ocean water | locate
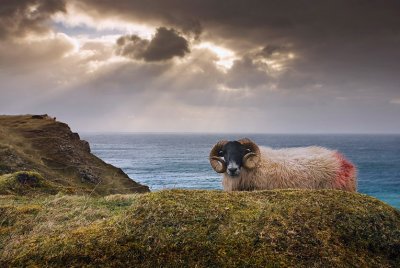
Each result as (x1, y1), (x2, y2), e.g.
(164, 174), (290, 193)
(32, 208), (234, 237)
(82, 134), (400, 209)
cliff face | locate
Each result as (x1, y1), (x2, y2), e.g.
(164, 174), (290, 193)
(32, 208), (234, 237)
(0, 115), (149, 194)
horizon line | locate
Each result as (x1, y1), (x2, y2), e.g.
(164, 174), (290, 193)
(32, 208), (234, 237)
(79, 131), (400, 135)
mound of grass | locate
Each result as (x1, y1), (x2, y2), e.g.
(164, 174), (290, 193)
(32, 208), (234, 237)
(0, 171), (59, 195)
(0, 189), (399, 267)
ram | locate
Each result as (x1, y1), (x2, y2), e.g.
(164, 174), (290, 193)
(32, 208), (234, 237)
(209, 138), (356, 192)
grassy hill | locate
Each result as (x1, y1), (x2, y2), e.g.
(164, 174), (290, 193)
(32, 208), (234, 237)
(0, 189), (399, 267)
(0, 115), (149, 194)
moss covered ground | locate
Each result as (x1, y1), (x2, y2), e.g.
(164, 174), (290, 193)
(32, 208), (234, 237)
(0, 171), (60, 195)
(1, 189), (399, 267)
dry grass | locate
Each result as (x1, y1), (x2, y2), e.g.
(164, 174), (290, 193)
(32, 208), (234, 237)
(1, 189), (399, 267)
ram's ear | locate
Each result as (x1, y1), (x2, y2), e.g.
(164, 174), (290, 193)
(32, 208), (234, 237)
(243, 153), (260, 169)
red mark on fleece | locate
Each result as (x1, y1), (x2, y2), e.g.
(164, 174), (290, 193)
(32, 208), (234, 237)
(334, 152), (355, 190)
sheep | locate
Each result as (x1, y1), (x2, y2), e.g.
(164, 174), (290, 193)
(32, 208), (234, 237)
(209, 138), (357, 192)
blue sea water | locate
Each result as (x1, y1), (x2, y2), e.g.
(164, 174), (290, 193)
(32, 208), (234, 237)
(82, 134), (400, 209)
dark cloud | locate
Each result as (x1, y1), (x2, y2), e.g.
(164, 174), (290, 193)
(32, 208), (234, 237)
(144, 27), (189, 61)
(258, 45), (288, 58)
(116, 35), (149, 60)
(116, 27), (189, 61)
(77, 0), (400, 41)
(0, 0), (66, 39)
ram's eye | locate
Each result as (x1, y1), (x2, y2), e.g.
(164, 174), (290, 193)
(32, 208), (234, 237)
(245, 149), (252, 153)
(218, 150), (224, 156)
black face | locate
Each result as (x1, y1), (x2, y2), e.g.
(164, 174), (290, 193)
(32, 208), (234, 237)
(219, 141), (250, 177)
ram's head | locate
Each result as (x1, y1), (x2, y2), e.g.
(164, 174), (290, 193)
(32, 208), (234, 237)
(209, 138), (261, 176)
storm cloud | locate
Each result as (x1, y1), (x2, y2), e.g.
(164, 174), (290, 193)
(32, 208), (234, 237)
(0, 0), (66, 39)
(116, 27), (190, 61)
(75, 0), (400, 42)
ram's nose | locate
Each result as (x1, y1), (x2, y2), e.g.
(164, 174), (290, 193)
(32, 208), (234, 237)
(227, 167), (240, 177)
(228, 167), (238, 174)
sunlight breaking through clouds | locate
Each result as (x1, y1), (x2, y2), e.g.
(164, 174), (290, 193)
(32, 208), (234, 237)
(195, 42), (238, 70)
(252, 47), (296, 76)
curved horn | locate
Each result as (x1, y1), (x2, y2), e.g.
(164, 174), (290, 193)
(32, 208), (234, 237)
(209, 140), (228, 173)
(238, 138), (261, 169)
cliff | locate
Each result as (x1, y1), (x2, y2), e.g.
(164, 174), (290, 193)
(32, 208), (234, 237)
(0, 115), (149, 194)
(0, 190), (399, 267)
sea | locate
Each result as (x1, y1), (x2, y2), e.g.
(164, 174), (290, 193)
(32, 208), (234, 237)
(81, 134), (400, 209)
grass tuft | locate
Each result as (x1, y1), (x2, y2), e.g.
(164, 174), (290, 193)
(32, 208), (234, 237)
(0, 171), (59, 195)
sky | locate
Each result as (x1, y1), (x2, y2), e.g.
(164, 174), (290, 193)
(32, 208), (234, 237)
(0, 0), (399, 133)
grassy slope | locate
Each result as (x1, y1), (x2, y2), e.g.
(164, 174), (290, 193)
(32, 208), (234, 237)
(0, 115), (149, 194)
(1, 189), (399, 267)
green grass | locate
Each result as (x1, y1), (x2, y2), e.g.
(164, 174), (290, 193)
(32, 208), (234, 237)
(1, 189), (399, 267)
(0, 171), (59, 195)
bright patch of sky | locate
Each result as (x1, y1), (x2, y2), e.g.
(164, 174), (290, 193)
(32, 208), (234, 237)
(52, 21), (126, 38)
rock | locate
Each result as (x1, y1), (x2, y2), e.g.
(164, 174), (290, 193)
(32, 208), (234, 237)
(79, 168), (101, 184)
(16, 173), (39, 185)
(31, 114), (48, 119)
(80, 140), (91, 153)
